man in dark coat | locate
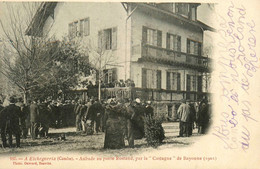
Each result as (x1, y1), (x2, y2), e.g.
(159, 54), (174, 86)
(38, 101), (51, 138)
(125, 100), (135, 148)
(86, 99), (102, 133)
(0, 97), (22, 148)
(145, 101), (154, 118)
(75, 100), (83, 132)
(131, 98), (146, 139)
(0, 101), (5, 147)
(197, 102), (210, 134)
(16, 98), (28, 139)
(188, 102), (196, 136)
(91, 100), (105, 133)
(30, 100), (40, 139)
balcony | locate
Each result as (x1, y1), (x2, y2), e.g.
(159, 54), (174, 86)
(86, 87), (209, 102)
(140, 44), (211, 72)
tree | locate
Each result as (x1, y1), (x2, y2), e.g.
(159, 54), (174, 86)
(29, 37), (93, 100)
(85, 32), (118, 100)
(0, 2), (93, 102)
(0, 2), (57, 102)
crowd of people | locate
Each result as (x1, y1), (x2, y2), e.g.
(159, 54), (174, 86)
(0, 95), (210, 149)
(73, 97), (154, 149)
(0, 97), (77, 148)
(177, 98), (211, 137)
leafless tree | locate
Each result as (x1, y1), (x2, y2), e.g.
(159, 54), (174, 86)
(0, 2), (58, 103)
(81, 32), (119, 100)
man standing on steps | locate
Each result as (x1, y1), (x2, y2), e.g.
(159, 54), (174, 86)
(177, 99), (191, 137)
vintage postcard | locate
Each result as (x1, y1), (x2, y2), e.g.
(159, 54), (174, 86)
(0, 0), (259, 169)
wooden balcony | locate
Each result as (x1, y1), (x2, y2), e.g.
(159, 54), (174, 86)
(87, 87), (209, 102)
(140, 44), (211, 72)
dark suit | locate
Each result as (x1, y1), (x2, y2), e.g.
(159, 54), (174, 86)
(30, 103), (39, 139)
(0, 103), (22, 147)
(126, 104), (135, 148)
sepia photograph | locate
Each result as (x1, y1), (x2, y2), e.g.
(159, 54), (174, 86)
(0, 1), (259, 169)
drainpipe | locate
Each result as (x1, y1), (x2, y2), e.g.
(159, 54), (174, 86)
(125, 4), (138, 81)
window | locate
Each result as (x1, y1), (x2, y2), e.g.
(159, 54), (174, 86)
(166, 72), (181, 91)
(175, 3), (190, 17)
(142, 26), (162, 47)
(197, 76), (202, 92)
(103, 68), (117, 84)
(166, 33), (181, 56)
(187, 39), (202, 56)
(142, 68), (161, 89)
(104, 29), (112, 50)
(68, 18), (90, 38)
(68, 21), (78, 37)
(98, 27), (117, 50)
(186, 74), (197, 91)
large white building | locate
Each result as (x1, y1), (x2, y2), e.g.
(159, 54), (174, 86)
(26, 2), (214, 115)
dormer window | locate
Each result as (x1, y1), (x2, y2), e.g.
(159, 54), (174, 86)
(174, 3), (198, 20)
(175, 3), (190, 18)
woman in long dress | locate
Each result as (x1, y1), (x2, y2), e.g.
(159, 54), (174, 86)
(104, 99), (126, 149)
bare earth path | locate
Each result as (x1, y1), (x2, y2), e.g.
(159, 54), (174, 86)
(0, 122), (203, 155)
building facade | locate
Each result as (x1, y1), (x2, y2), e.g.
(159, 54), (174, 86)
(27, 2), (214, 116)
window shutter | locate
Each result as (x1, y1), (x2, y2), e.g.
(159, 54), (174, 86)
(157, 70), (161, 89)
(166, 33), (170, 49)
(194, 42), (198, 55)
(79, 20), (83, 36)
(187, 39), (190, 53)
(84, 18), (90, 36)
(177, 36), (181, 52)
(177, 73), (181, 91)
(98, 31), (102, 51)
(197, 76), (202, 92)
(112, 27), (117, 50)
(142, 68), (147, 88)
(142, 26), (147, 44)
(112, 68), (117, 82)
(68, 23), (72, 37)
(198, 42), (202, 56)
(157, 30), (162, 47)
(186, 74), (191, 91)
(166, 72), (171, 90)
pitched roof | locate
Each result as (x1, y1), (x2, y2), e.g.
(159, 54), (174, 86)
(25, 2), (57, 36)
(131, 3), (216, 32)
(26, 2), (215, 37)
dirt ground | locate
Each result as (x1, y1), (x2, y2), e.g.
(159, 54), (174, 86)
(0, 122), (204, 156)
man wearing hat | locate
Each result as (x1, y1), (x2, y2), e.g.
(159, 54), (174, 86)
(0, 96), (22, 148)
(177, 99), (191, 137)
(145, 101), (154, 118)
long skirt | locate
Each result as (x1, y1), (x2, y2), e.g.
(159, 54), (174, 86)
(104, 118), (125, 149)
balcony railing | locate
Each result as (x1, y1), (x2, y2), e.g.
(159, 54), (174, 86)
(87, 87), (209, 102)
(141, 44), (210, 70)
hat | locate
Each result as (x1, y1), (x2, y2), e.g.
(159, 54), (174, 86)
(135, 98), (141, 103)
(9, 96), (16, 103)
